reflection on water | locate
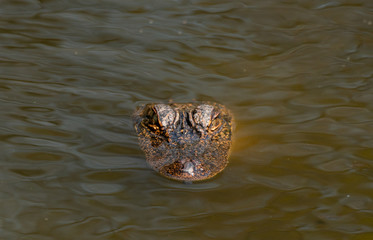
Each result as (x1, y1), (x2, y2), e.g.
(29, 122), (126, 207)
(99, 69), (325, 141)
(1, 0), (373, 239)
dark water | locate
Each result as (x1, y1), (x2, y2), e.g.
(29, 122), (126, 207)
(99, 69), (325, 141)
(1, 0), (373, 239)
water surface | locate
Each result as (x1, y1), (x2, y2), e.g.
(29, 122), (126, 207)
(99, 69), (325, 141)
(1, 0), (373, 239)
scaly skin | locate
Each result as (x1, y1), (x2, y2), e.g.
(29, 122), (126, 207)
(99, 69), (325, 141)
(133, 102), (233, 181)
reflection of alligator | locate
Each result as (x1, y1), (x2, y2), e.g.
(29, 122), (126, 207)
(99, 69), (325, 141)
(133, 102), (233, 181)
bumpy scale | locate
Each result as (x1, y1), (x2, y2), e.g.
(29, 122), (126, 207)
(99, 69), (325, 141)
(133, 102), (233, 181)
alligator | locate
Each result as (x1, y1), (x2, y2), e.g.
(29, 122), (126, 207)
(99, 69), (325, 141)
(133, 102), (233, 181)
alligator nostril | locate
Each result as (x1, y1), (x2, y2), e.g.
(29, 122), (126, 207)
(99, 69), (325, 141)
(183, 162), (194, 176)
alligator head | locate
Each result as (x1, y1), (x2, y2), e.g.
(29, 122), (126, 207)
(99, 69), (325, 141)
(133, 102), (233, 181)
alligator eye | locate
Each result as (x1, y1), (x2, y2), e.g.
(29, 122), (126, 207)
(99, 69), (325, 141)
(142, 106), (161, 132)
(210, 118), (222, 131)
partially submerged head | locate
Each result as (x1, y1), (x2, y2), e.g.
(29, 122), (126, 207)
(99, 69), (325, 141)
(133, 102), (233, 181)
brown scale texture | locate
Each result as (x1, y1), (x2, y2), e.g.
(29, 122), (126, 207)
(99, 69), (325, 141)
(133, 102), (233, 181)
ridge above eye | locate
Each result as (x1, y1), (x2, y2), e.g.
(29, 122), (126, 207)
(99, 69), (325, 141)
(193, 104), (215, 129)
(153, 104), (176, 129)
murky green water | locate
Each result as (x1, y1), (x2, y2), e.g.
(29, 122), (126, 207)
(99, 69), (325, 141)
(1, 0), (373, 239)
